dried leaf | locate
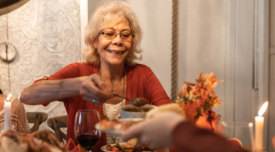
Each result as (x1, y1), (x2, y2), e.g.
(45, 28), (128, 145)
(202, 74), (208, 82)
(177, 88), (182, 98)
(211, 82), (217, 89)
(183, 96), (189, 102)
(207, 72), (214, 81)
(217, 80), (224, 83)
(187, 85), (192, 93)
(181, 83), (186, 96)
(199, 71), (203, 80)
(184, 81), (196, 86)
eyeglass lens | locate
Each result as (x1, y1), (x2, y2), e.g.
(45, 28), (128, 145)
(101, 30), (133, 41)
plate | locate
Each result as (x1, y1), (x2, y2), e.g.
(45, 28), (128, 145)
(95, 118), (144, 135)
(101, 143), (166, 152)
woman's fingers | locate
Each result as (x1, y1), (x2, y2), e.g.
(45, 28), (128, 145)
(91, 74), (107, 90)
(80, 74), (113, 104)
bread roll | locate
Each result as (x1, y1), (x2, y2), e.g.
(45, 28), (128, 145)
(146, 103), (185, 119)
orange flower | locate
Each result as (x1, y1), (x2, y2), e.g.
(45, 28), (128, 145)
(177, 72), (223, 119)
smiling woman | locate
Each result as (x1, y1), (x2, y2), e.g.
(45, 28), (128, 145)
(19, 1), (172, 151)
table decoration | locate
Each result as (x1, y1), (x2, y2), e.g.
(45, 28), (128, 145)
(255, 101), (268, 152)
(176, 72), (223, 131)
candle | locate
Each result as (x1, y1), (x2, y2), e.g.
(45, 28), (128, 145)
(4, 94), (12, 131)
(255, 101), (268, 152)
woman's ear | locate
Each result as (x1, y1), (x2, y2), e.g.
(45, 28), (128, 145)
(93, 38), (98, 48)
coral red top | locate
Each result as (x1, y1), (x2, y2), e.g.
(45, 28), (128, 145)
(35, 62), (172, 151)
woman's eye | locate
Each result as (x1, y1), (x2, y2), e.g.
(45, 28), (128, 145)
(105, 33), (114, 37)
(122, 33), (130, 37)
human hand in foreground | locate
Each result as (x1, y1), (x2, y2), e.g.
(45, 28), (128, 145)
(122, 112), (185, 149)
(80, 74), (113, 105)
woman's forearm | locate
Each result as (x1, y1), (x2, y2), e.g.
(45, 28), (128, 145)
(20, 77), (86, 105)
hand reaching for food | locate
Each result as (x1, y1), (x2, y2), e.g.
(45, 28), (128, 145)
(122, 112), (185, 149)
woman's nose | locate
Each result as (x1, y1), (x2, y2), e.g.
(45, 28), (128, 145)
(112, 33), (123, 45)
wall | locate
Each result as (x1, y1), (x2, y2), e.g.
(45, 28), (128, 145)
(0, 0), (81, 131)
(269, 0), (275, 151)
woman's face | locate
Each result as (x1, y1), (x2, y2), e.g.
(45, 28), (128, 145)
(94, 17), (132, 67)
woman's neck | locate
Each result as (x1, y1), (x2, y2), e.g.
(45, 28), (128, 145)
(100, 63), (125, 81)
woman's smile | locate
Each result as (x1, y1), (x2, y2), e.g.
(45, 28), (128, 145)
(107, 49), (126, 55)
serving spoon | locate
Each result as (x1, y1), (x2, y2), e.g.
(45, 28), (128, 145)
(113, 94), (147, 107)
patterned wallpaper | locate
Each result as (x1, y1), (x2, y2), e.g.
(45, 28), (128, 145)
(0, 0), (81, 132)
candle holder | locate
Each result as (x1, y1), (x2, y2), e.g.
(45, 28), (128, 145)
(1, 125), (17, 133)
(222, 121), (254, 151)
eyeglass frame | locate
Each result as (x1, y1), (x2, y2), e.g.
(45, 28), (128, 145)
(99, 31), (135, 41)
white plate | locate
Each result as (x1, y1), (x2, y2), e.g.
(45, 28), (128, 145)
(95, 118), (144, 135)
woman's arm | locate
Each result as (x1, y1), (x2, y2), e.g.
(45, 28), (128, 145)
(20, 74), (114, 105)
(20, 77), (86, 105)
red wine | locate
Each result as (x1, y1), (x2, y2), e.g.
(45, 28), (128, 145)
(76, 134), (100, 150)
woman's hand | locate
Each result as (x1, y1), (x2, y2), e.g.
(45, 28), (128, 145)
(122, 112), (185, 149)
(80, 74), (113, 105)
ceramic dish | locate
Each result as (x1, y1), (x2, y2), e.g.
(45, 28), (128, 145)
(120, 104), (157, 118)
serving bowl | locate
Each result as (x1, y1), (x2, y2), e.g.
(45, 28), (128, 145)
(120, 104), (157, 119)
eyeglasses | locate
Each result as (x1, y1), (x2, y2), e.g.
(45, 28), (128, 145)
(100, 30), (134, 41)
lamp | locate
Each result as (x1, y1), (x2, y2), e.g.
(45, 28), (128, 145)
(0, 0), (29, 15)
(0, 0), (29, 63)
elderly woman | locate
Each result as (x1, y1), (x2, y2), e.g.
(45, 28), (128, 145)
(20, 1), (172, 150)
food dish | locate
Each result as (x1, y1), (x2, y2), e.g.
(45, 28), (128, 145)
(95, 123), (123, 135)
(120, 104), (157, 118)
(0, 129), (68, 152)
(101, 143), (166, 152)
(101, 143), (128, 152)
(95, 118), (143, 135)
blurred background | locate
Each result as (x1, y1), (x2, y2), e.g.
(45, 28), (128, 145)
(0, 0), (274, 151)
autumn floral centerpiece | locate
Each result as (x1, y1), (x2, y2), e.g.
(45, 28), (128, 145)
(176, 72), (223, 131)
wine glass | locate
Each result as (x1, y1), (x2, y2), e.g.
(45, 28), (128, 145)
(75, 109), (101, 152)
(222, 121), (254, 151)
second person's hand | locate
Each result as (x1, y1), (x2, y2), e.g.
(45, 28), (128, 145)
(122, 112), (185, 149)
